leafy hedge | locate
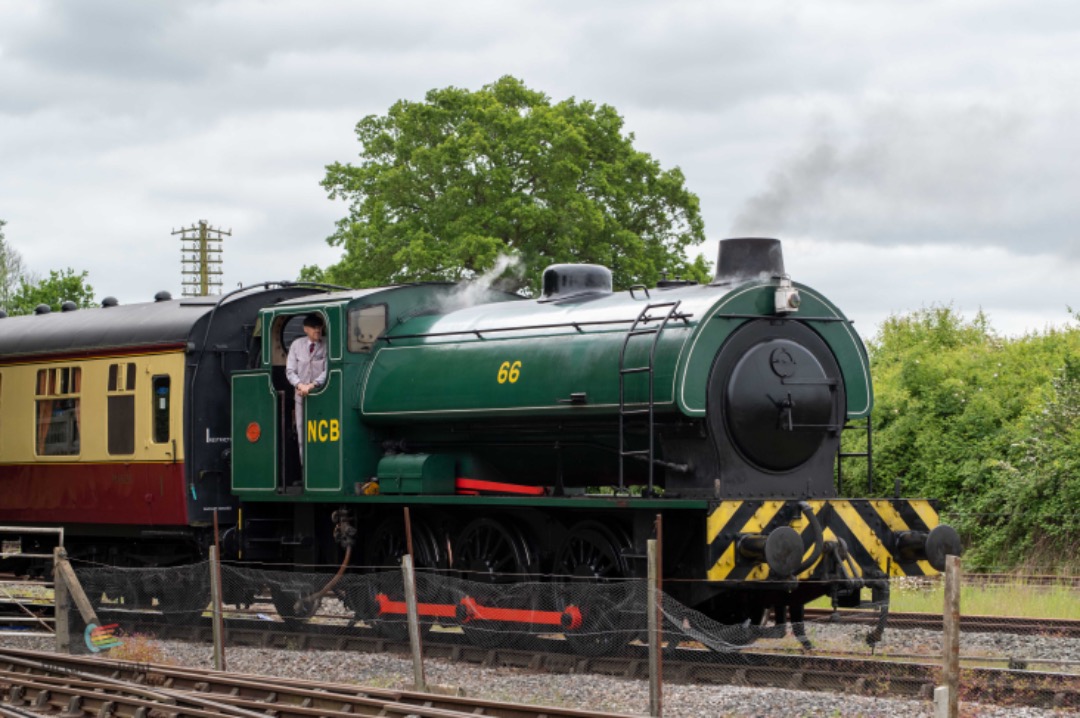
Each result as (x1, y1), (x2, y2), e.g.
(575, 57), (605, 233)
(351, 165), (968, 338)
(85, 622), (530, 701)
(841, 307), (1079, 572)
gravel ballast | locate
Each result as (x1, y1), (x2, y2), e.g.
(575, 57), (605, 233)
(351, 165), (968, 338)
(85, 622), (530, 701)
(2, 633), (1077, 717)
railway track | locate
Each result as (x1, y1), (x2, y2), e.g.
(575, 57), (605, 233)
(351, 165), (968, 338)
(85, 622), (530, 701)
(76, 609), (1079, 710)
(0, 646), (637, 718)
(3, 578), (1079, 710)
(803, 608), (1080, 638)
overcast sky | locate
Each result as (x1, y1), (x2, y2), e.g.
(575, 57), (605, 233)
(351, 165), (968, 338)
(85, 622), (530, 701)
(1, 0), (1077, 339)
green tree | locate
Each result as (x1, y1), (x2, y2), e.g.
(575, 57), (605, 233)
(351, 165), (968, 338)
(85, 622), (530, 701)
(7, 268), (96, 316)
(973, 356), (1080, 570)
(849, 305), (1080, 571)
(0, 219), (28, 312)
(316, 76), (709, 293)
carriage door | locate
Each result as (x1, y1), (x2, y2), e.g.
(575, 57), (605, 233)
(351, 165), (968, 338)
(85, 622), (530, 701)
(231, 369), (279, 494)
(232, 310), (303, 495)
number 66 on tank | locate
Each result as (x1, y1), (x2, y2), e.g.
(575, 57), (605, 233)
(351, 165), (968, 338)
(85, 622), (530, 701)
(496, 360), (522, 384)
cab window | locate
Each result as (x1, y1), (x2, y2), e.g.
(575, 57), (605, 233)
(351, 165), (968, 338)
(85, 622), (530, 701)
(348, 304), (387, 353)
(270, 313), (320, 366)
(280, 315), (308, 354)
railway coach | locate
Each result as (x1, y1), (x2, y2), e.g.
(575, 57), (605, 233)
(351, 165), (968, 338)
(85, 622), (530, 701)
(0, 284), (315, 596)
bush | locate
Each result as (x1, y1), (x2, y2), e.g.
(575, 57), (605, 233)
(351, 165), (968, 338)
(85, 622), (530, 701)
(847, 306), (1080, 572)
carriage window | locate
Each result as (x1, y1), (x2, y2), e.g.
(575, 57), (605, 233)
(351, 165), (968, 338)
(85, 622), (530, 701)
(348, 304), (387, 353)
(35, 367), (81, 456)
(152, 376), (170, 443)
(107, 362), (135, 455)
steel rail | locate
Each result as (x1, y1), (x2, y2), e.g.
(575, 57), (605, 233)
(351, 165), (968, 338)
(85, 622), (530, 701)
(0, 647), (637, 718)
(0, 655), (273, 718)
(804, 608), (1080, 637)
(79, 609), (1080, 711)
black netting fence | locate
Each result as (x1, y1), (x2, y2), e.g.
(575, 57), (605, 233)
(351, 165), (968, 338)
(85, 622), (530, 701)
(70, 561), (655, 655)
(48, 561), (1080, 715)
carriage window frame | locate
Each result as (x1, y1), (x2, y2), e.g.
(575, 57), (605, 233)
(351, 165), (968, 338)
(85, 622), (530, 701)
(35, 366), (82, 456)
(151, 375), (171, 444)
(106, 362), (136, 455)
(347, 304), (387, 353)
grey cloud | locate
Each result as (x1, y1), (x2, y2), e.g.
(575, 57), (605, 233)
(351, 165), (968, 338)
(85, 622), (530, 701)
(548, 6), (867, 114)
(730, 104), (1080, 258)
(0, 1), (514, 118)
(776, 239), (1080, 339)
(5, 1), (525, 84)
(7, 1), (209, 80)
(3, 0), (1080, 339)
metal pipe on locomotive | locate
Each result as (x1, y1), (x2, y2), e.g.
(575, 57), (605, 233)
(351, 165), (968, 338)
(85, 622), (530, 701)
(0, 238), (960, 647)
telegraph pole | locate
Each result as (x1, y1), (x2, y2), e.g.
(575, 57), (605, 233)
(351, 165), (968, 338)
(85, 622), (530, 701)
(174, 220), (230, 296)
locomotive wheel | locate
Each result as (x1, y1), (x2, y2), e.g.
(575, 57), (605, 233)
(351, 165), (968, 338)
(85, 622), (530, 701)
(270, 582), (320, 627)
(453, 518), (534, 648)
(454, 518), (533, 583)
(365, 517), (445, 570)
(554, 522), (630, 580)
(357, 517), (446, 640)
(553, 522), (633, 656)
(157, 577), (210, 623)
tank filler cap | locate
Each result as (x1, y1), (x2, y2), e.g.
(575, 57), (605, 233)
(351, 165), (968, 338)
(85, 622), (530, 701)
(539, 264), (613, 302)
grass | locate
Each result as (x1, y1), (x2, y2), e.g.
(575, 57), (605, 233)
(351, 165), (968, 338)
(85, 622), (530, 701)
(889, 581), (1080, 619)
(810, 578), (1080, 620)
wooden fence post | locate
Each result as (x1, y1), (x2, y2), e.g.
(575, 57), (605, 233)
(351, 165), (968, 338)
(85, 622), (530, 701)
(53, 549), (99, 626)
(52, 548), (100, 655)
(402, 554), (426, 691)
(209, 546), (225, 671)
(939, 555), (961, 718)
(53, 547), (70, 654)
(647, 538), (662, 717)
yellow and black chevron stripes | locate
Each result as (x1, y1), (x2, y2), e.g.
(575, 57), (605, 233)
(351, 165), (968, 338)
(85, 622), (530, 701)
(706, 499), (940, 581)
